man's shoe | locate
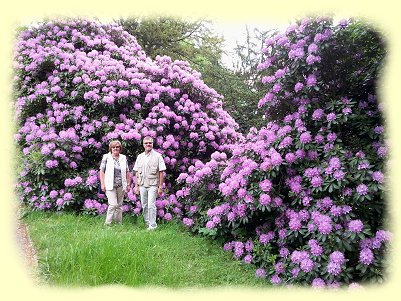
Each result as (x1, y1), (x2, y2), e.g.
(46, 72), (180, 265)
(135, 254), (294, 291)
(147, 225), (157, 230)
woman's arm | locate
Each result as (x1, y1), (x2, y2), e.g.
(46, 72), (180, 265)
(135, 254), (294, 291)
(134, 171), (140, 195)
(99, 169), (106, 192)
(99, 155), (107, 192)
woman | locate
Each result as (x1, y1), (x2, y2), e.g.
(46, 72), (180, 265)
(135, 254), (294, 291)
(99, 140), (131, 225)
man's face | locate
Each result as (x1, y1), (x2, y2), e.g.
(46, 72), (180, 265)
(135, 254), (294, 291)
(143, 140), (153, 152)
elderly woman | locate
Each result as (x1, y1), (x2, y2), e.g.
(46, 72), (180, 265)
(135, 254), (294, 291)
(99, 140), (131, 225)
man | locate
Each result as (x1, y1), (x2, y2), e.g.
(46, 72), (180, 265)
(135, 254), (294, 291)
(133, 136), (166, 230)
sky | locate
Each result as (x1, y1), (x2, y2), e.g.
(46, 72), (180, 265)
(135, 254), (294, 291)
(210, 17), (343, 69)
(210, 19), (289, 69)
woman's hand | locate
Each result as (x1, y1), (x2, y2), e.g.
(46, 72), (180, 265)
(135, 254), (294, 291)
(134, 185), (140, 195)
(126, 185), (131, 193)
(101, 184), (106, 192)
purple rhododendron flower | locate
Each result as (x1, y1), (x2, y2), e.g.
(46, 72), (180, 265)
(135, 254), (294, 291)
(311, 176), (323, 187)
(289, 218), (302, 231)
(306, 74), (317, 86)
(270, 274), (282, 284)
(243, 254), (253, 264)
(348, 283), (363, 289)
(377, 146), (387, 157)
(49, 190), (58, 198)
(258, 179), (272, 193)
(329, 251), (345, 265)
(326, 113), (336, 122)
(359, 248), (374, 265)
(223, 242), (233, 251)
(183, 217), (194, 227)
(299, 132), (312, 144)
(300, 258), (315, 273)
(255, 268), (266, 278)
(294, 82), (304, 92)
(275, 262), (285, 274)
(56, 198), (64, 207)
(375, 230), (391, 242)
(317, 220), (333, 235)
(371, 171), (385, 183)
(291, 250), (309, 264)
(285, 152), (296, 164)
(374, 126), (384, 134)
(329, 157), (341, 169)
(356, 184), (369, 196)
(245, 240), (253, 252)
(272, 83), (282, 93)
(327, 262), (342, 276)
(259, 194), (271, 206)
(310, 243), (323, 256)
(291, 267), (301, 278)
(312, 109), (324, 120)
(306, 54), (321, 65)
(279, 247), (290, 258)
(327, 132), (337, 142)
(312, 278), (326, 288)
(333, 170), (345, 180)
(348, 220), (364, 233)
(63, 193), (73, 201)
(206, 220), (216, 229)
(278, 136), (293, 149)
(308, 43), (318, 53)
(259, 233), (273, 245)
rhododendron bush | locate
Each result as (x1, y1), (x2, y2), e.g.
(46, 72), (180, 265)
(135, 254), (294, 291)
(14, 18), (241, 216)
(176, 17), (390, 287)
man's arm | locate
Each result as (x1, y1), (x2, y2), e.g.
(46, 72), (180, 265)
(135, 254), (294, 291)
(158, 154), (166, 195)
(158, 172), (164, 187)
(157, 171), (164, 196)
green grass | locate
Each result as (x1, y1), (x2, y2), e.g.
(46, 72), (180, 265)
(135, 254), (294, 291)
(22, 211), (267, 288)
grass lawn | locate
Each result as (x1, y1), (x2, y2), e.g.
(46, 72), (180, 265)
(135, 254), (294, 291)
(21, 211), (267, 288)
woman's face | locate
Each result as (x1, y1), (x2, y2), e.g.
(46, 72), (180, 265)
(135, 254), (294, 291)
(111, 144), (121, 156)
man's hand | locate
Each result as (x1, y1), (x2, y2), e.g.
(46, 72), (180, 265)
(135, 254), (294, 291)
(134, 185), (140, 195)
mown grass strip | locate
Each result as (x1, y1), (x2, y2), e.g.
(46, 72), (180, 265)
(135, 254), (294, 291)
(22, 211), (266, 288)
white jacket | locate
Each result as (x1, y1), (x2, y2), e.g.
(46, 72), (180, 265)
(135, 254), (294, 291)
(103, 153), (128, 191)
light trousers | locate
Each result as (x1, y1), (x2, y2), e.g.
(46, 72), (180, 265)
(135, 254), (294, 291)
(139, 186), (157, 228)
(105, 186), (124, 224)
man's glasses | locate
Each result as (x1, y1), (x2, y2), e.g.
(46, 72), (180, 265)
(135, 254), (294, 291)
(144, 142), (153, 145)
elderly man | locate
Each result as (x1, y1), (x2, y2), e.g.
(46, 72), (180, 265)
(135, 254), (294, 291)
(133, 136), (166, 230)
